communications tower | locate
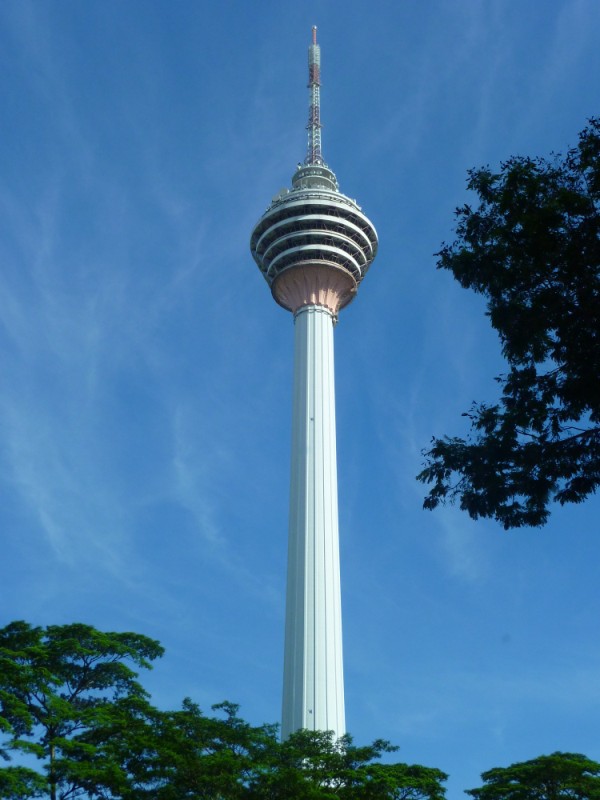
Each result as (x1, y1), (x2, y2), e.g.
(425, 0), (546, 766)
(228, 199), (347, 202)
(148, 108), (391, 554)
(250, 27), (378, 739)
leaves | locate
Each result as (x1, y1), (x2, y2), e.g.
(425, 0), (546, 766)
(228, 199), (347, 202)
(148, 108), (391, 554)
(0, 621), (163, 799)
(419, 118), (600, 528)
(466, 752), (600, 800)
(244, 728), (447, 800)
(0, 765), (46, 799)
(0, 620), (448, 799)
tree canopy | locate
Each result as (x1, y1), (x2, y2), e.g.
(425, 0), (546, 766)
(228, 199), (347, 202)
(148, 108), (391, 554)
(4, 622), (600, 799)
(418, 118), (600, 528)
(466, 752), (600, 800)
(0, 621), (448, 800)
(0, 620), (164, 800)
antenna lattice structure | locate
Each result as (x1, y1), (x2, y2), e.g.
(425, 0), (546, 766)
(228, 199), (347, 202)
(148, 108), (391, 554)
(306, 26), (322, 165)
(250, 28), (378, 741)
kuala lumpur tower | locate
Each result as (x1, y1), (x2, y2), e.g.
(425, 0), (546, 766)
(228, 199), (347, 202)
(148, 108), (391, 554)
(250, 27), (378, 739)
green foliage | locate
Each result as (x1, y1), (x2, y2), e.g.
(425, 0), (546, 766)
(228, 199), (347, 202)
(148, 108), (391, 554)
(418, 118), (600, 528)
(122, 699), (279, 800)
(105, 703), (448, 800)
(0, 620), (164, 799)
(5, 621), (600, 800)
(0, 620), (448, 799)
(0, 765), (46, 799)
(258, 729), (448, 799)
(0, 621), (448, 799)
(466, 752), (600, 800)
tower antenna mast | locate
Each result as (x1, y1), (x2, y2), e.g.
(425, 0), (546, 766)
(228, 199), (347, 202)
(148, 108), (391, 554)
(306, 25), (323, 165)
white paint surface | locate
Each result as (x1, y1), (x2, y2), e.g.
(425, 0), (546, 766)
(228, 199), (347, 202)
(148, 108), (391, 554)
(282, 304), (345, 739)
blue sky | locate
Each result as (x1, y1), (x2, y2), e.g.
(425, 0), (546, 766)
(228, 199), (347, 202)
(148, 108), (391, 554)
(1, 1), (599, 796)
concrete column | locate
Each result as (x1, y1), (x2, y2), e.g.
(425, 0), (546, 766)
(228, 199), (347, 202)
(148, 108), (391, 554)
(281, 304), (345, 740)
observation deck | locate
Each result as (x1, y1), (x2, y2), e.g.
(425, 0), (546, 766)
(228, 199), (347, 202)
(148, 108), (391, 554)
(250, 162), (378, 317)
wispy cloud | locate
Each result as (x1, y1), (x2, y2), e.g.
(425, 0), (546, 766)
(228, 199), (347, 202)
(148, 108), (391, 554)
(166, 396), (283, 610)
(433, 507), (491, 583)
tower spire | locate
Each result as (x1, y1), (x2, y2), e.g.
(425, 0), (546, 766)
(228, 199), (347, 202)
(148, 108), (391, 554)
(306, 25), (322, 165)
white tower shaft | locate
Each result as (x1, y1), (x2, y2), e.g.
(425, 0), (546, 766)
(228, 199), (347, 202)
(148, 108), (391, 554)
(282, 304), (345, 739)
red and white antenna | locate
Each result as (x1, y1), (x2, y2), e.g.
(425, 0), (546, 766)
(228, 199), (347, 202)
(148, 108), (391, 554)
(306, 25), (322, 165)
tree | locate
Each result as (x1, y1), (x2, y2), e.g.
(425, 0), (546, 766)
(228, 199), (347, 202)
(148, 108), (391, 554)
(0, 764), (46, 799)
(245, 728), (447, 799)
(418, 118), (600, 528)
(466, 752), (600, 800)
(0, 620), (163, 800)
(128, 705), (448, 800)
(123, 699), (278, 800)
